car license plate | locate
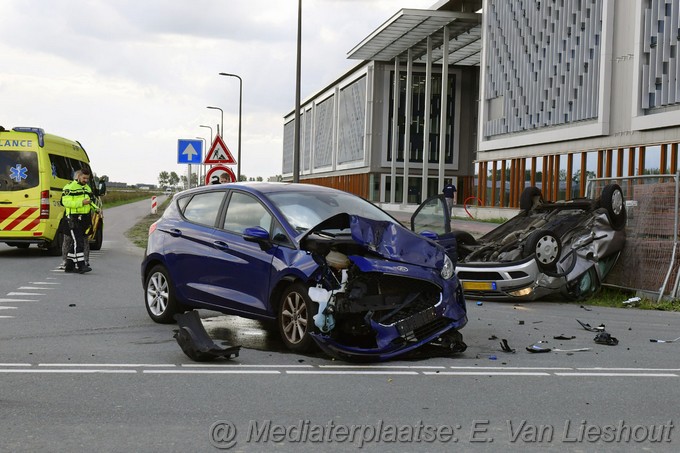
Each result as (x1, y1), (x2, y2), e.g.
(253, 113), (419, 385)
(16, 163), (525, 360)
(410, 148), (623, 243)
(462, 281), (496, 291)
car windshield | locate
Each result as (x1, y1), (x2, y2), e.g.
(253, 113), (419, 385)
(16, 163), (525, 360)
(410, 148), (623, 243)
(268, 190), (395, 232)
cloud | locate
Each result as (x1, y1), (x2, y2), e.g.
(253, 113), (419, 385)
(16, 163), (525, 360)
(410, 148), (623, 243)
(0, 0), (433, 185)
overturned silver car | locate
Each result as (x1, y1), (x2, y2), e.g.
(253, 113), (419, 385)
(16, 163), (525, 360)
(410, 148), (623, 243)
(411, 184), (627, 301)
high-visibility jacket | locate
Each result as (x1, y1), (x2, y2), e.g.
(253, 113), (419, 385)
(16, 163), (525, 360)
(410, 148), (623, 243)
(61, 180), (100, 215)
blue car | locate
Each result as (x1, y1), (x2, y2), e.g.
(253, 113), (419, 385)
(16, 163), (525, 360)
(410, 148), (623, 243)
(141, 182), (467, 361)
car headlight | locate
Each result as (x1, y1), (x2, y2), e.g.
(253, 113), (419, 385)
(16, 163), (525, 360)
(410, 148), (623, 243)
(441, 254), (455, 280)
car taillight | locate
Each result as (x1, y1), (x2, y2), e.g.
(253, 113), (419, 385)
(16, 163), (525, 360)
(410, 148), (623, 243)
(40, 190), (50, 218)
(148, 221), (158, 235)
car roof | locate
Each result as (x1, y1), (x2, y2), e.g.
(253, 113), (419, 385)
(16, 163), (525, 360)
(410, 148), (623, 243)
(183, 182), (347, 197)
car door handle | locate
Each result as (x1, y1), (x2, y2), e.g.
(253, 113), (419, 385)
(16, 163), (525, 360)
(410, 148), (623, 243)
(169, 229), (182, 237)
(213, 241), (229, 250)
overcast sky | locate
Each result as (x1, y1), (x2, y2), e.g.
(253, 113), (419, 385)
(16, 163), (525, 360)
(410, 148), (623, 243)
(1, 0), (436, 185)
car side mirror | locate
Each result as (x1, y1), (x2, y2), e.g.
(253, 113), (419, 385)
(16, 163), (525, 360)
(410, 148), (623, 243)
(243, 226), (273, 251)
(98, 181), (107, 196)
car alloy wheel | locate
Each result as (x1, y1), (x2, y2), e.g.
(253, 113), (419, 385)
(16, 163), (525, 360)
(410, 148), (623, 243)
(601, 184), (627, 230)
(145, 265), (181, 324)
(524, 229), (562, 271)
(278, 283), (315, 352)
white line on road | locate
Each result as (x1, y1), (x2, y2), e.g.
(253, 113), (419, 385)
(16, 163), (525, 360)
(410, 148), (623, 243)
(576, 367), (680, 371)
(0, 369), (137, 374)
(180, 364), (313, 368)
(18, 287), (54, 290)
(0, 299), (37, 302)
(0, 316), (15, 319)
(29, 282), (60, 285)
(318, 364), (446, 369)
(38, 363), (177, 367)
(7, 292), (45, 296)
(0, 306), (17, 310)
(286, 370), (420, 375)
(448, 366), (574, 370)
(423, 371), (551, 376)
(143, 370), (280, 374)
(555, 372), (678, 377)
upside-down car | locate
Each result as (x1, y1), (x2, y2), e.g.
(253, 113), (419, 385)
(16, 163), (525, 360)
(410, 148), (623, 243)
(411, 184), (627, 302)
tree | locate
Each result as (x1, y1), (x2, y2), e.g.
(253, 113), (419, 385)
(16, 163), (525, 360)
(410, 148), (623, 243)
(168, 172), (179, 187)
(158, 171), (170, 187)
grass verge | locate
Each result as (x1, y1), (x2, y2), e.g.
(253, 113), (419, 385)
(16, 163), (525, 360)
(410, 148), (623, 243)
(124, 198), (170, 248)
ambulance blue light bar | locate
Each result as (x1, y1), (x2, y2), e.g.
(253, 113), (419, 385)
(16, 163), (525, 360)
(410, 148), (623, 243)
(12, 127), (46, 147)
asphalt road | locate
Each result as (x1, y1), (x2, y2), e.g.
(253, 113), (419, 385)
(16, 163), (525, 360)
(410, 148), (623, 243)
(1, 197), (679, 452)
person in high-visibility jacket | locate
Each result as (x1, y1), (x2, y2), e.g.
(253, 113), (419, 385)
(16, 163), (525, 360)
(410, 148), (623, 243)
(61, 168), (100, 273)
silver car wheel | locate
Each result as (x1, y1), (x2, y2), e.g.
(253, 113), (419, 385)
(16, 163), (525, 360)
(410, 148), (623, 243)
(147, 271), (169, 316)
(281, 291), (308, 345)
(535, 235), (559, 265)
(611, 189), (624, 215)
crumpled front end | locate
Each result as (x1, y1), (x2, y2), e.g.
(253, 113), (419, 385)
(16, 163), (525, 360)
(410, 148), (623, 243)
(301, 214), (467, 361)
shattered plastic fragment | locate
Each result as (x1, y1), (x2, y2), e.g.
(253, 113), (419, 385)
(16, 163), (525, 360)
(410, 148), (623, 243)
(593, 331), (619, 346)
(173, 311), (241, 361)
(649, 336), (680, 343)
(500, 339), (516, 353)
(553, 335), (576, 340)
(553, 347), (591, 352)
(526, 342), (551, 353)
(576, 319), (605, 332)
(580, 305), (592, 311)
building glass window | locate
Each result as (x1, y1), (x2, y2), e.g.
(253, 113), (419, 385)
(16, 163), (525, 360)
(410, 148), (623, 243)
(387, 71), (455, 165)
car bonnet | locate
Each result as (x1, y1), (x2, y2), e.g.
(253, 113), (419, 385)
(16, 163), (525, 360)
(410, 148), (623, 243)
(300, 213), (446, 269)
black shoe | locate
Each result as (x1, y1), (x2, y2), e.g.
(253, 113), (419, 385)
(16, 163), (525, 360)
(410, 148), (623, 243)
(65, 267), (77, 273)
(78, 266), (92, 274)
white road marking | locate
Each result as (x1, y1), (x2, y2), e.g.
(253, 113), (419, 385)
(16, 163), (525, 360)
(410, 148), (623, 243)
(29, 282), (60, 285)
(0, 365), (677, 378)
(18, 287), (54, 290)
(7, 292), (45, 296)
(555, 372), (678, 377)
(286, 370), (420, 375)
(0, 306), (17, 310)
(0, 299), (35, 303)
(0, 316), (15, 319)
(143, 370), (280, 375)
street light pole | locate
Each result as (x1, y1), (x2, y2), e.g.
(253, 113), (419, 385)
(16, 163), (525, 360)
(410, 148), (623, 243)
(218, 72), (242, 181)
(293, 0), (302, 183)
(199, 124), (213, 184)
(206, 106), (223, 138)
(195, 137), (206, 185)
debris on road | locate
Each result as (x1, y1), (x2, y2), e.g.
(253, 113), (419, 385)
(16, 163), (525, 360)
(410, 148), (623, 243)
(650, 336), (680, 343)
(526, 341), (551, 353)
(576, 319), (606, 332)
(500, 339), (516, 353)
(173, 311), (241, 362)
(594, 331), (619, 346)
(553, 335), (576, 340)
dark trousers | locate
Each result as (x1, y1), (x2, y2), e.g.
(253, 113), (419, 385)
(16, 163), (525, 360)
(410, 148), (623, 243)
(65, 215), (90, 270)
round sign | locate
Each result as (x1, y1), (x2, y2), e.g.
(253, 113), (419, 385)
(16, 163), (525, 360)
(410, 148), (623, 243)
(205, 165), (236, 185)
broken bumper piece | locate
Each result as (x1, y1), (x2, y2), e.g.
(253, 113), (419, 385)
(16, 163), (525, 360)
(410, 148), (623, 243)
(310, 311), (466, 361)
(174, 311), (241, 362)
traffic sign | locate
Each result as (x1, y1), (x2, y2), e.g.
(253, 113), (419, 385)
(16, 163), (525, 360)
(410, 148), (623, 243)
(177, 139), (203, 164)
(205, 165), (236, 185)
(204, 135), (236, 164)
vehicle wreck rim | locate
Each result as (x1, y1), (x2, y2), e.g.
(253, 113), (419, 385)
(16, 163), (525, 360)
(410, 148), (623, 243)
(147, 272), (169, 316)
(611, 189), (624, 215)
(535, 235), (559, 265)
(281, 292), (307, 344)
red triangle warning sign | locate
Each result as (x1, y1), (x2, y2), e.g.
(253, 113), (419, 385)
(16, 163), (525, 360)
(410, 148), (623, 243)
(204, 135), (236, 164)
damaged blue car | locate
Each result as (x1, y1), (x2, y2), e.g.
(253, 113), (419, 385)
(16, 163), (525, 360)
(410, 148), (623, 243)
(142, 182), (467, 361)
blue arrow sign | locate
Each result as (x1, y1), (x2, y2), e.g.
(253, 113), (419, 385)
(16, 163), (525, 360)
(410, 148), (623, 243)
(177, 139), (203, 164)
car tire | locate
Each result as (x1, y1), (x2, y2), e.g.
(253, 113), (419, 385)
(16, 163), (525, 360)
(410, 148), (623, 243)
(91, 224), (103, 251)
(600, 184), (627, 230)
(524, 229), (561, 271)
(144, 265), (182, 324)
(519, 186), (543, 212)
(277, 283), (316, 353)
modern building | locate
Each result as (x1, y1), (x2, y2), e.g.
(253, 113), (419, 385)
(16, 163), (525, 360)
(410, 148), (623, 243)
(283, 0), (680, 209)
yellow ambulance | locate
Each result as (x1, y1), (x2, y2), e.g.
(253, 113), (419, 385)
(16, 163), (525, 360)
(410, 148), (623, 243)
(0, 126), (106, 255)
